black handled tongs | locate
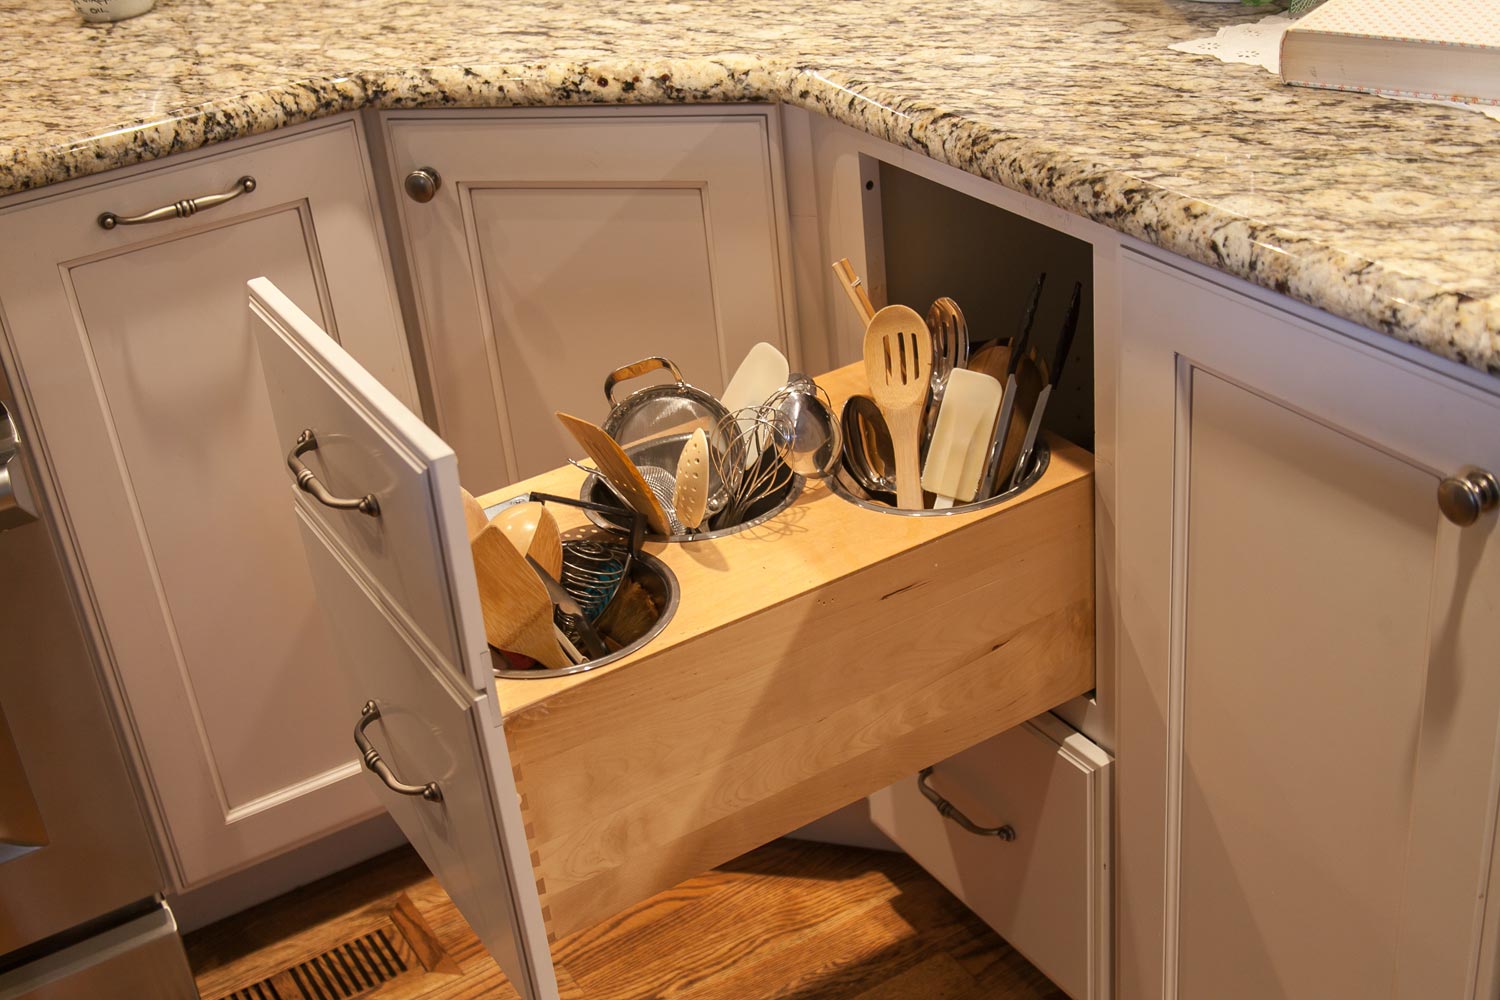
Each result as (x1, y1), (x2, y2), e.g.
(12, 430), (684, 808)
(1007, 281), (1083, 491)
(979, 272), (1047, 498)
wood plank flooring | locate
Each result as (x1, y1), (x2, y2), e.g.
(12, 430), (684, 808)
(187, 839), (1067, 1000)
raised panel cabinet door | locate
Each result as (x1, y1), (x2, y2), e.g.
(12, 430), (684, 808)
(382, 110), (795, 490)
(1114, 247), (1500, 1000)
(0, 119), (418, 889)
(249, 277), (557, 1000)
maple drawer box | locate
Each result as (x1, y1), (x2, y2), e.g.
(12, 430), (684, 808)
(250, 278), (1095, 998)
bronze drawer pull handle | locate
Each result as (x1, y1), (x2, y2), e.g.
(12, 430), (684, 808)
(917, 766), (1015, 841)
(286, 429), (380, 517)
(353, 702), (441, 802)
(98, 175), (256, 230)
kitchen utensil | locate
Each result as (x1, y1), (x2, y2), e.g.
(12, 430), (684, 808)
(460, 488), (488, 542)
(527, 555), (609, 660)
(863, 304), (932, 510)
(840, 394), (899, 504)
(556, 412), (674, 535)
(560, 540), (629, 622)
(1009, 281), (1083, 490)
(566, 457), (633, 511)
(978, 274), (1045, 499)
(709, 405), (795, 527)
(965, 342), (1011, 382)
(637, 465), (684, 534)
(921, 296), (970, 456)
(719, 342), (791, 470)
(920, 368), (1004, 507)
(470, 522), (570, 670)
(601, 357), (730, 462)
(969, 271), (1046, 362)
(552, 626), (585, 666)
(492, 502), (563, 579)
(990, 348), (1047, 495)
(594, 578), (660, 649)
(832, 258), (877, 325)
(766, 375), (843, 478)
(672, 428), (710, 531)
(720, 342), (790, 415)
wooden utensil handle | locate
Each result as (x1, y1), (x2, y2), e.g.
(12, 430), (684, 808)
(832, 258), (877, 326)
(885, 407), (924, 510)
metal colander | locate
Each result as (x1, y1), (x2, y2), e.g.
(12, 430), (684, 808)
(600, 357), (730, 476)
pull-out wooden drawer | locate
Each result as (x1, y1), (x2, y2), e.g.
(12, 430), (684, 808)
(251, 278), (1095, 999)
(870, 714), (1113, 1000)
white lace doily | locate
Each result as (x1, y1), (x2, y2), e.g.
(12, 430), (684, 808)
(1170, 14), (1500, 122)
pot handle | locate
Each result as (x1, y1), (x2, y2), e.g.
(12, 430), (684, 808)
(604, 356), (685, 406)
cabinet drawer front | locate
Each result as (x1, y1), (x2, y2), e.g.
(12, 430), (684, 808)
(870, 715), (1112, 1000)
(252, 280), (490, 690)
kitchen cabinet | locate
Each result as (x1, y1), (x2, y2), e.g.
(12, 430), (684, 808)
(1113, 246), (1500, 999)
(375, 108), (798, 491)
(248, 277), (1095, 1000)
(0, 117), (417, 890)
(870, 714), (1113, 1000)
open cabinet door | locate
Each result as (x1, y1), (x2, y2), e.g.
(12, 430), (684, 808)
(247, 277), (559, 1000)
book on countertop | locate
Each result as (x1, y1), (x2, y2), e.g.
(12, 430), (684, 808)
(1280, 0), (1500, 106)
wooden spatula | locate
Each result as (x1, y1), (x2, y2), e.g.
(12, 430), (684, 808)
(965, 342), (1011, 382)
(470, 522), (569, 670)
(864, 304), (932, 510)
(920, 368), (1004, 508)
(556, 412), (673, 535)
(673, 428), (710, 531)
(460, 488), (488, 542)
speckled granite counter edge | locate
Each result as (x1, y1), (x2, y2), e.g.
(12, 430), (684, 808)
(2, 55), (1494, 375)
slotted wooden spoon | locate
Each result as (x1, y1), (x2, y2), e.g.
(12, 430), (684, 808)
(863, 304), (932, 510)
(470, 522), (569, 670)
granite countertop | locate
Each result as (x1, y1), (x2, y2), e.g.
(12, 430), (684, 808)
(2, 0), (1496, 375)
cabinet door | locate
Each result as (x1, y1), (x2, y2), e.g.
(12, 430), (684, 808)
(870, 714), (1112, 1000)
(381, 110), (794, 490)
(250, 277), (556, 1000)
(1115, 248), (1500, 1000)
(0, 119), (418, 889)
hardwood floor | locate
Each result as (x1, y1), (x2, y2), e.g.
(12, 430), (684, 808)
(187, 839), (1067, 1000)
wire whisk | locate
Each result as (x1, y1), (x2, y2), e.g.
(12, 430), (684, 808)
(709, 406), (795, 528)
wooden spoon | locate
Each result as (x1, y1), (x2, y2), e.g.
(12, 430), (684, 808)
(965, 342), (1012, 382)
(492, 502), (563, 579)
(556, 412), (673, 535)
(673, 428), (710, 531)
(460, 488), (488, 542)
(470, 522), (569, 670)
(863, 304), (932, 510)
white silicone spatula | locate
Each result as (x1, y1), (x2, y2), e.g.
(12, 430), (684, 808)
(720, 341), (791, 470)
(920, 368), (1004, 508)
(720, 342), (790, 415)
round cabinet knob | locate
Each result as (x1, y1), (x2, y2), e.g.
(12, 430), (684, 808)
(1437, 468), (1499, 527)
(403, 167), (442, 204)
